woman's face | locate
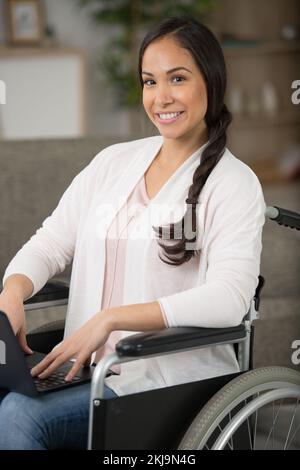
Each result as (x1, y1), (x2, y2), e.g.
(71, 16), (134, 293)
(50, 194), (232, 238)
(141, 36), (208, 143)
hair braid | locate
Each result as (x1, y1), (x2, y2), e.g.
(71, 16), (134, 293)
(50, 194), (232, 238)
(152, 105), (232, 265)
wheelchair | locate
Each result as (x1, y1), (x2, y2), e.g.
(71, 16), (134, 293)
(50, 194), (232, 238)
(24, 205), (300, 450)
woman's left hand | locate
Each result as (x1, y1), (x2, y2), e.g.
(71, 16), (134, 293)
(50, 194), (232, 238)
(30, 310), (112, 382)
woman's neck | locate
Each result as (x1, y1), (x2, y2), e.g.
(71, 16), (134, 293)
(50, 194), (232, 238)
(157, 129), (209, 170)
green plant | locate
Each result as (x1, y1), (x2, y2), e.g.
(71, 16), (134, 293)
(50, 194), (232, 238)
(77, 0), (215, 107)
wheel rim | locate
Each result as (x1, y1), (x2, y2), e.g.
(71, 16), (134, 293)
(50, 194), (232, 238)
(197, 380), (300, 449)
(178, 368), (300, 451)
(211, 387), (300, 450)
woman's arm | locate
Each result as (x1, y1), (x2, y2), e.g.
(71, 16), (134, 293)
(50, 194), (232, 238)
(158, 172), (266, 329)
(3, 274), (34, 301)
(107, 301), (166, 331)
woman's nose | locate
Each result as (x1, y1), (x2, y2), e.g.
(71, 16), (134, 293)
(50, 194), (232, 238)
(155, 85), (174, 106)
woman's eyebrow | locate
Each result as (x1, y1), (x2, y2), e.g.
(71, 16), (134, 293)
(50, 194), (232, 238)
(141, 66), (193, 76)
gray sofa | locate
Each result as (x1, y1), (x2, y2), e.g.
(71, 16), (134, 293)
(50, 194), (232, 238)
(0, 137), (299, 370)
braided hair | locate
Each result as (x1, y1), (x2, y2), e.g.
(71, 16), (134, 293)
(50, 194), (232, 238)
(138, 17), (232, 266)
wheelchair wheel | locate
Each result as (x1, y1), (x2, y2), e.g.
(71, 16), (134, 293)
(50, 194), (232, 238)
(178, 366), (300, 450)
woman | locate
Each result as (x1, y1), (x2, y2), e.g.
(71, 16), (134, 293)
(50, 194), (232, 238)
(0, 17), (266, 449)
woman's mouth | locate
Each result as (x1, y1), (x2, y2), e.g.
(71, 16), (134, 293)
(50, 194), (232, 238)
(156, 111), (185, 124)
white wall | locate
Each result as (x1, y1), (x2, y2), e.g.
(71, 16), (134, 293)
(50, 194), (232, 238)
(0, 0), (134, 138)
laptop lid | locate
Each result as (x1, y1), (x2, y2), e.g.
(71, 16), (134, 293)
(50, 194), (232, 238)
(0, 310), (37, 397)
(0, 310), (116, 398)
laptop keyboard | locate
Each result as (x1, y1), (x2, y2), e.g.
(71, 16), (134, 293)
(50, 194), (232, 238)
(26, 354), (117, 392)
(33, 372), (82, 391)
(33, 369), (116, 391)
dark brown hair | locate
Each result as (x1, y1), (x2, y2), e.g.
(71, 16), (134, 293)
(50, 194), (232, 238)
(138, 17), (232, 266)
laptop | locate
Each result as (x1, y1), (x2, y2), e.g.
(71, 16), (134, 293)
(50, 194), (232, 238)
(0, 310), (116, 398)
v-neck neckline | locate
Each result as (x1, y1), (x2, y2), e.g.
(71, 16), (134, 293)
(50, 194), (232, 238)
(143, 138), (208, 204)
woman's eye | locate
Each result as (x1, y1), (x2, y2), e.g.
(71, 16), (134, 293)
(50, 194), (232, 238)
(143, 76), (185, 86)
(143, 79), (155, 86)
(172, 76), (185, 83)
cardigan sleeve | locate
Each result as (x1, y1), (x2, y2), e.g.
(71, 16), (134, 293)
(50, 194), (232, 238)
(2, 149), (108, 299)
(157, 169), (266, 328)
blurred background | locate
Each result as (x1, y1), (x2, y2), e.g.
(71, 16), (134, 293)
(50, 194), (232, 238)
(0, 0), (299, 371)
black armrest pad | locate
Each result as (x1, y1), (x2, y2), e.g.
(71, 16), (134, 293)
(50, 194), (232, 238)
(24, 281), (69, 305)
(116, 325), (246, 358)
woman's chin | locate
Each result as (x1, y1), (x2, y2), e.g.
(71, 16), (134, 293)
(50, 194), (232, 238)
(159, 129), (186, 140)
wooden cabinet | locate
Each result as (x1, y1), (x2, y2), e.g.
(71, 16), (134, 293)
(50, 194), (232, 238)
(224, 42), (300, 161)
(0, 47), (86, 140)
(213, 0), (300, 182)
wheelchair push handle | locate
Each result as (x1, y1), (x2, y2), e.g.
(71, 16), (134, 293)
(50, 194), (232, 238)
(265, 206), (300, 230)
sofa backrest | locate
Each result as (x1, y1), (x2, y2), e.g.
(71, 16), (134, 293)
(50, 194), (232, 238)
(0, 137), (136, 279)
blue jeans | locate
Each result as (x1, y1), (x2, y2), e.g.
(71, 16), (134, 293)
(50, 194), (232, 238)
(0, 383), (118, 450)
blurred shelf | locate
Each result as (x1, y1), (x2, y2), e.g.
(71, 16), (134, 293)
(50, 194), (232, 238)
(223, 40), (300, 57)
(232, 111), (300, 128)
(248, 158), (300, 186)
(0, 45), (85, 58)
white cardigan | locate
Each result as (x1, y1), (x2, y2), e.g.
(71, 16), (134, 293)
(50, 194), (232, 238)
(3, 136), (266, 396)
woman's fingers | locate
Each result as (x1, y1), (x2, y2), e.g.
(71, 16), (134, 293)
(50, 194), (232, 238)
(31, 354), (52, 377)
(30, 347), (65, 377)
(18, 324), (33, 355)
(30, 344), (91, 381)
(65, 352), (90, 382)
(29, 319), (103, 380)
(83, 355), (92, 367)
(36, 351), (72, 379)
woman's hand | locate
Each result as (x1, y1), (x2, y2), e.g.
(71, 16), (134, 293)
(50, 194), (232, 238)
(30, 310), (112, 382)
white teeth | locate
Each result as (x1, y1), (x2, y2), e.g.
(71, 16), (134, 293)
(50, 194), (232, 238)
(158, 112), (181, 120)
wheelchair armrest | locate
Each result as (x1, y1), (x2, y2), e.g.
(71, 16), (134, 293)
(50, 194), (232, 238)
(116, 324), (246, 358)
(19, 280), (70, 310)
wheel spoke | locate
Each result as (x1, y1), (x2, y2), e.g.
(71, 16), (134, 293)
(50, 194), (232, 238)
(252, 394), (259, 450)
(264, 399), (283, 450)
(246, 394), (258, 450)
(229, 411), (234, 450)
(218, 424), (233, 450)
(285, 422), (300, 450)
(272, 400), (275, 449)
(246, 413), (253, 449)
(284, 399), (300, 450)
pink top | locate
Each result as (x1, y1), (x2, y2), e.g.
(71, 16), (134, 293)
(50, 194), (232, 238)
(94, 174), (168, 373)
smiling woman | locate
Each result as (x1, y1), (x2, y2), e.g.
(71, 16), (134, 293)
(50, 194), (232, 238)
(139, 18), (232, 265)
(0, 16), (265, 450)
(141, 45), (208, 143)
(141, 38), (209, 205)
